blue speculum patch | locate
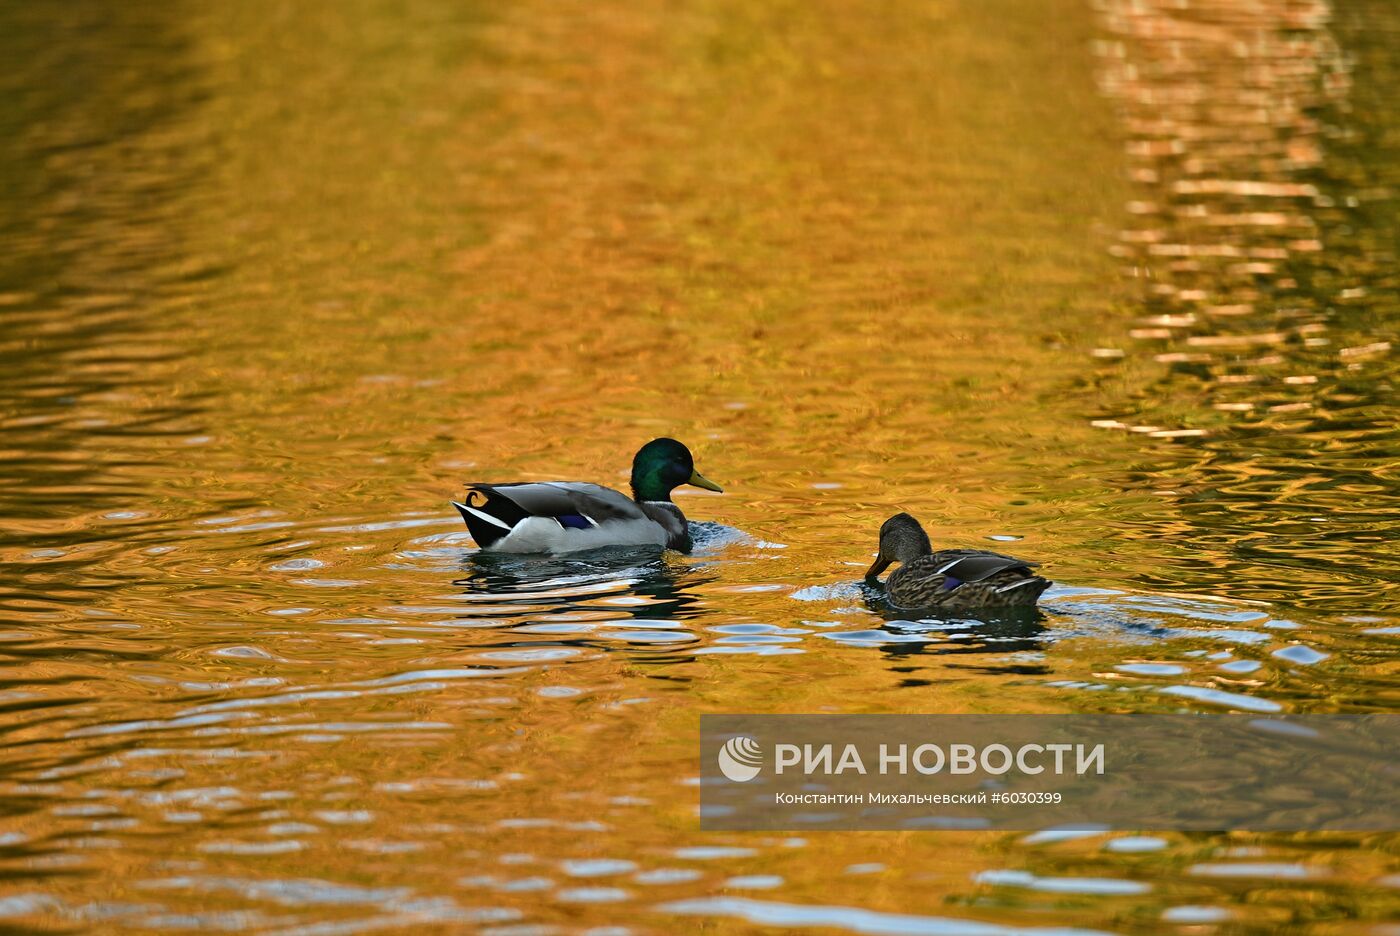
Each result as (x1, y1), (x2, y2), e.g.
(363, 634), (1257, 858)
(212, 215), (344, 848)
(942, 576), (962, 591)
(555, 514), (592, 530)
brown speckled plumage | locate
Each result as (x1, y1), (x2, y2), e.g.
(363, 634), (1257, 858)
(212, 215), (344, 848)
(866, 513), (1050, 612)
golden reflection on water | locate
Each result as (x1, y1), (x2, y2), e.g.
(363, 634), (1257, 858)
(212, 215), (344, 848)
(1090, 0), (1399, 611)
(0, 0), (1397, 932)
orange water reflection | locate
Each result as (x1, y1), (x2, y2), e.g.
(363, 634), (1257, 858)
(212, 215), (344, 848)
(0, 0), (1396, 931)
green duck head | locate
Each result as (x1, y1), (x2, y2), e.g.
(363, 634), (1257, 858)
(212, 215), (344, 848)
(866, 512), (933, 579)
(630, 437), (723, 502)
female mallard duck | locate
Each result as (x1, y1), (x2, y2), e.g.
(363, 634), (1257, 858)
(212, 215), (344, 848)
(452, 438), (722, 553)
(865, 513), (1050, 610)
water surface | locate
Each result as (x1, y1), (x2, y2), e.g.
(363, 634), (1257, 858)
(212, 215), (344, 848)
(1, 0), (1397, 932)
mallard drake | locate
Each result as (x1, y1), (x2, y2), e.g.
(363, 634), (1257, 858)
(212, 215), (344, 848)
(452, 438), (722, 553)
(865, 513), (1050, 610)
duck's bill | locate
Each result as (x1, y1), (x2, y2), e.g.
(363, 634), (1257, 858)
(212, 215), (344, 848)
(865, 557), (891, 579)
(688, 470), (723, 493)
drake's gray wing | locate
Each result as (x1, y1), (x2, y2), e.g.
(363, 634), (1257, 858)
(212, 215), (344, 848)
(473, 482), (645, 523)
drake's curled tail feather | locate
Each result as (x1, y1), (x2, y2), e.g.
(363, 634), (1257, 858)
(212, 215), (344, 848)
(452, 488), (529, 550)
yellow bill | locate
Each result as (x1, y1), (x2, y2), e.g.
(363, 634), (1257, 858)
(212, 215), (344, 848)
(688, 470), (723, 493)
